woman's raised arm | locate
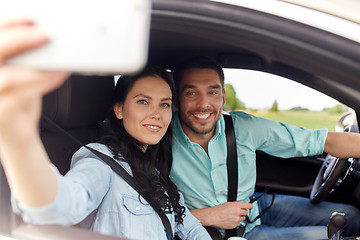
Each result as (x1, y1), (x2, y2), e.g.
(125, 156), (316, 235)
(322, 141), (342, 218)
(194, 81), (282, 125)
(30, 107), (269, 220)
(0, 18), (68, 207)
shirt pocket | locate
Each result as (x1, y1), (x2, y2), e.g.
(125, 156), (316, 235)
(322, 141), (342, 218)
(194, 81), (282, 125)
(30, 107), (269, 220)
(122, 194), (153, 216)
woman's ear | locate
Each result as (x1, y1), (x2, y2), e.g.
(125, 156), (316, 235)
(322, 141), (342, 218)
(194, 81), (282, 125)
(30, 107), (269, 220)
(113, 102), (123, 119)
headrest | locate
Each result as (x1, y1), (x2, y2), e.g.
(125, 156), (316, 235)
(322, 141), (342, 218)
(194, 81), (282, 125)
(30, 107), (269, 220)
(42, 75), (115, 128)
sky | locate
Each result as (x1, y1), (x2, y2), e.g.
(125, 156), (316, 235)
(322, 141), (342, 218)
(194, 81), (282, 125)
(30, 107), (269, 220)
(224, 69), (340, 111)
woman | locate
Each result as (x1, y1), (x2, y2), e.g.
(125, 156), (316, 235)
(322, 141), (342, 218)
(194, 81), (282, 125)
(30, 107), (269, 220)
(0, 18), (210, 239)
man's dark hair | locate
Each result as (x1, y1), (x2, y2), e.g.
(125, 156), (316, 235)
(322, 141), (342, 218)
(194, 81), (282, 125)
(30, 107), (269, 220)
(173, 56), (225, 92)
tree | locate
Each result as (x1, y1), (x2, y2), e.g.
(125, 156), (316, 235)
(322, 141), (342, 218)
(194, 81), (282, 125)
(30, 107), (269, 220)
(224, 84), (245, 111)
(290, 106), (309, 111)
(270, 100), (279, 112)
(324, 104), (349, 114)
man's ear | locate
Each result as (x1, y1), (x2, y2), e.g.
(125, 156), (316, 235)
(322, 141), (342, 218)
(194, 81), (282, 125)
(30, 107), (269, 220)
(222, 87), (226, 108)
(113, 102), (123, 119)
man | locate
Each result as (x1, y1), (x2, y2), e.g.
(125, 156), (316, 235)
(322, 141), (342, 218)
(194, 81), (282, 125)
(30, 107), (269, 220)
(170, 56), (360, 239)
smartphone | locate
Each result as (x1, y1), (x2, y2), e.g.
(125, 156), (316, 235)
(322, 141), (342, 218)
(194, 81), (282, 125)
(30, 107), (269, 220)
(2, 0), (151, 75)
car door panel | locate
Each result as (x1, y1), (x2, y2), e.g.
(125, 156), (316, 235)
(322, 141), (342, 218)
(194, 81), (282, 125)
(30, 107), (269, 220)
(255, 150), (324, 197)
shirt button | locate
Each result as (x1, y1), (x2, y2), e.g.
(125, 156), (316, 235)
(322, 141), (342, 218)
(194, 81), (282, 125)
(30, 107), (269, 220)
(217, 192), (221, 195)
(136, 206), (141, 211)
(212, 170), (215, 175)
(197, 148), (201, 152)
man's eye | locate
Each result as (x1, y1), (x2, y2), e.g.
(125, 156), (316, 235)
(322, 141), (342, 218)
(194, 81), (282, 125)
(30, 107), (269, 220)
(185, 92), (196, 96)
(209, 91), (218, 95)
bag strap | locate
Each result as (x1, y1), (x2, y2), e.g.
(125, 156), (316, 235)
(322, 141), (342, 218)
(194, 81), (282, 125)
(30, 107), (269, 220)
(223, 114), (238, 238)
(41, 116), (174, 240)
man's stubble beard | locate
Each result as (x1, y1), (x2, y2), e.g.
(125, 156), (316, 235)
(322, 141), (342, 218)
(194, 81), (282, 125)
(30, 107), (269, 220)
(180, 114), (218, 135)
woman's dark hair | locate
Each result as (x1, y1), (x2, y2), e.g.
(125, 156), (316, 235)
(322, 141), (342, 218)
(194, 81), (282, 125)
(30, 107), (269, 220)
(99, 65), (185, 224)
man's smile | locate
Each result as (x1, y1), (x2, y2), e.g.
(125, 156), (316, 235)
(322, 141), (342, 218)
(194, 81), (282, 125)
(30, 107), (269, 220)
(193, 113), (211, 120)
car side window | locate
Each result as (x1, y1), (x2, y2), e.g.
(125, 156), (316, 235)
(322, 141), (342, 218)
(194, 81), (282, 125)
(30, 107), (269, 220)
(224, 69), (352, 131)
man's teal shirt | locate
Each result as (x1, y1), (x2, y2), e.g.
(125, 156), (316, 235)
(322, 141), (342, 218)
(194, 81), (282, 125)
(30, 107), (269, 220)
(170, 110), (328, 234)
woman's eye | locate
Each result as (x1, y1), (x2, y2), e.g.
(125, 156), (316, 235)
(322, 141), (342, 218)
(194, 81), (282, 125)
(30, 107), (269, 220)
(137, 99), (148, 104)
(161, 103), (171, 108)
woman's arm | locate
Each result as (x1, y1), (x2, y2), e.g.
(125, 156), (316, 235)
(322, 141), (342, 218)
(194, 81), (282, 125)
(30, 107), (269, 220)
(0, 18), (68, 207)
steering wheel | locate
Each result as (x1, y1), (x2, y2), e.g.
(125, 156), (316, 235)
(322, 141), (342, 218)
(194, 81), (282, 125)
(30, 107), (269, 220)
(310, 125), (358, 204)
(310, 154), (348, 204)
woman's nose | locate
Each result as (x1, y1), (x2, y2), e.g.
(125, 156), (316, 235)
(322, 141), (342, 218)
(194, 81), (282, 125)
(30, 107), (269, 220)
(150, 106), (160, 120)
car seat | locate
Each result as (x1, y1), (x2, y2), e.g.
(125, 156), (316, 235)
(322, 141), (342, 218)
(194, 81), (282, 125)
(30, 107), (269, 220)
(40, 74), (115, 175)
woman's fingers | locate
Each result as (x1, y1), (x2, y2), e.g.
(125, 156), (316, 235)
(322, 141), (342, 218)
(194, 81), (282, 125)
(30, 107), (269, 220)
(0, 66), (68, 96)
(0, 17), (68, 136)
(0, 17), (33, 29)
(0, 20), (48, 62)
(0, 67), (68, 119)
(0, 18), (69, 96)
(0, 67), (68, 145)
(0, 18), (69, 95)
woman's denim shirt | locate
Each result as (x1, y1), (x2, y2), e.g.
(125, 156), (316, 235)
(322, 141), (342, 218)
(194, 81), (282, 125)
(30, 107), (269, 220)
(13, 143), (210, 240)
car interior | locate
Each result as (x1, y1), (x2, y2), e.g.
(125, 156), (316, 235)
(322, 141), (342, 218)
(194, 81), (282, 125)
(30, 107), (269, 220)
(0, 0), (359, 239)
(148, 0), (360, 208)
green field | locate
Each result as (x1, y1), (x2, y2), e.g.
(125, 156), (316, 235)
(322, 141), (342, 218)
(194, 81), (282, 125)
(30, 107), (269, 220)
(249, 110), (340, 131)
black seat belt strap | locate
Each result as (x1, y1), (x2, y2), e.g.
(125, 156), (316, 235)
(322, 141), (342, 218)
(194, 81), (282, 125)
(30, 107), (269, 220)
(82, 146), (174, 240)
(224, 114), (239, 239)
(41, 116), (174, 240)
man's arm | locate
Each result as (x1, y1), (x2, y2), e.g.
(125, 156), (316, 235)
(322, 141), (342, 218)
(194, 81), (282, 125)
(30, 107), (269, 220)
(189, 202), (253, 229)
(324, 132), (360, 158)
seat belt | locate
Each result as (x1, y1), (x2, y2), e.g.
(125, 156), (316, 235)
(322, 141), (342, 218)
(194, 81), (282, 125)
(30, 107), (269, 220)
(223, 114), (239, 239)
(41, 116), (174, 240)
